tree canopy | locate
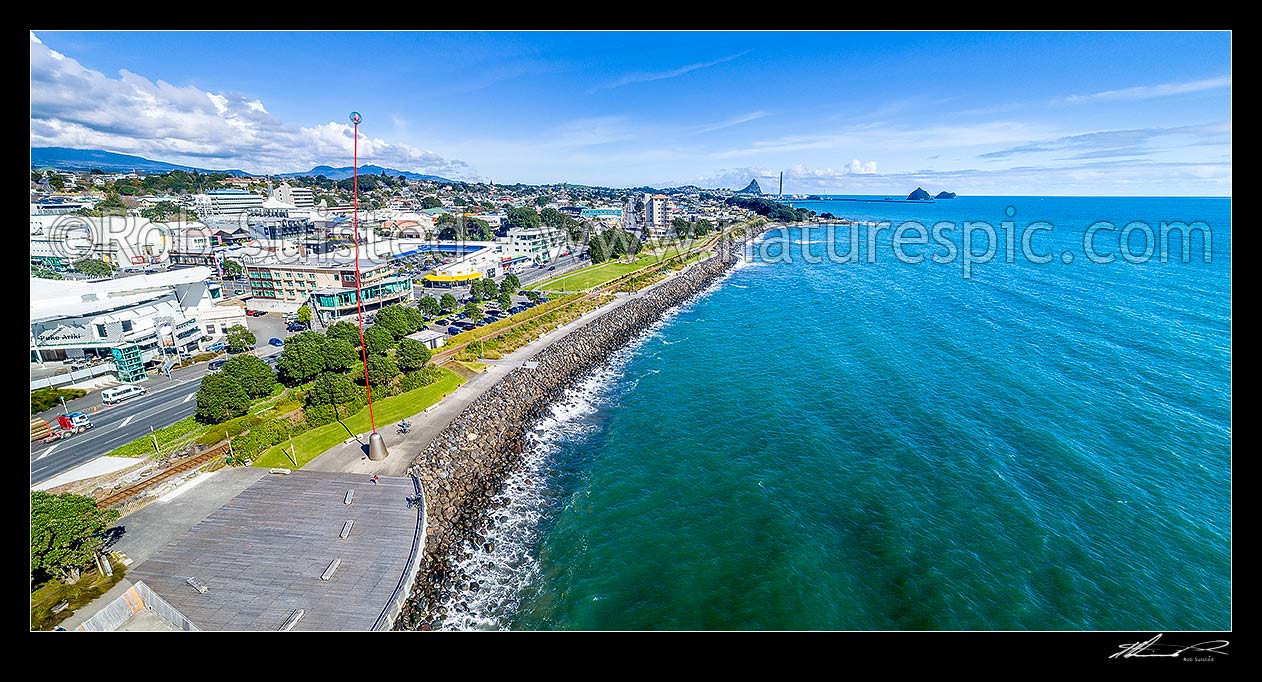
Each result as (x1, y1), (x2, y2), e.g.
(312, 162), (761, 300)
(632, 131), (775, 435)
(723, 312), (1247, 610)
(276, 331), (328, 385)
(440, 293), (458, 314)
(364, 324), (396, 355)
(221, 354), (276, 399)
(73, 259), (114, 278)
(31, 492), (120, 584)
(418, 296), (441, 317)
(195, 373), (251, 424)
(325, 320), (360, 346)
(296, 305), (312, 325)
(395, 337), (433, 371)
(324, 337), (360, 373)
(505, 206), (541, 230)
(225, 324), (255, 352)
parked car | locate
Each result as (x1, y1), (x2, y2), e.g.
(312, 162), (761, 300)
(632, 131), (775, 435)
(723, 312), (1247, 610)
(205, 340), (226, 352)
(435, 318), (450, 326)
(548, 266), (556, 271)
(208, 358), (228, 371)
(447, 326), (463, 336)
(286, 322), (307, 332)
(101, 384), (147, 405)
(268, 337), (285, 347)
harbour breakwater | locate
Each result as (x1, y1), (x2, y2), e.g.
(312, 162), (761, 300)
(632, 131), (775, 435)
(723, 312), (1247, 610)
(396, 230), (767, 630)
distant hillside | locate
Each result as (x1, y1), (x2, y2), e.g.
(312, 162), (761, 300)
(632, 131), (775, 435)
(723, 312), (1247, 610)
(907, 187), (933, 201)
(735, 179), (763, 194)
(934, 191), (957, 199)
(30, 148), (455, 183)
(278, 165), (454, 183)
(30, 147), (249, 176)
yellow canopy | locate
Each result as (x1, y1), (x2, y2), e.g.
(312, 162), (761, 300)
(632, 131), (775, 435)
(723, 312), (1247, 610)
(423, 272), (483, 282)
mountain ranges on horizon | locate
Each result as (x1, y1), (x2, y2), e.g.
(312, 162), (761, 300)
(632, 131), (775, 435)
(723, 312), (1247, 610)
(30, 147), (455, 183)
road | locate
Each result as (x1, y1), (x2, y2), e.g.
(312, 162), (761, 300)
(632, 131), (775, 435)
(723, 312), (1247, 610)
(29, 314), (290, 486)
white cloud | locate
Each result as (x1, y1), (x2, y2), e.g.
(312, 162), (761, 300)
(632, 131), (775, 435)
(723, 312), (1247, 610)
(588, 51), (749, 93)
(1055, 75), (1231, 105)
(28, 33), (480, 179)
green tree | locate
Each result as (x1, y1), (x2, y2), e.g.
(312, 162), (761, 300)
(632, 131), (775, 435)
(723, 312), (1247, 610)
(276, 331), (328, 385)
(634, 198), (645, 214)
(463, 302), (485, 323)
(365, 353), (399, 387)
(296, 304), (312, 325)
(465, 218), (494, 241)
(94, 192), (129, 216)
(395, 337), (433, 371)
(501, 273), (521, 294)
(403, 306), (425, 331)
(31, 266), (64, 280)
(534, 195), (551, 207)
(31, 170), (41, 183)
(47, 172), (65, 191)
(418, 295), (441, 317)
(672, 218), (693, 239)
(195, 373), (251, 424)
(221, 354), (276, 399)
(364, 324), (396, 355)
(695, 218), (715, 236)
(225, 324), (256, 352)
(421, 196), (443, 209)
(31, 492), (120, 584)
(497, 290), (513, 310)
(140, 201), (198, 223)
(588, 231), (611, 264)
(324, 337), (360, 373)
(607, 229), (642, 258)
(540, 207), (563, 226)
(373, 304), (413, 338)
(222, 259), (243, 278)
(305, 371), (359, 406)
(326, 320), (361, 346)
(440, 293), (458, 314)
(73, 259), (115, 278)
(524, 290), (540, 303)
(506, 206), (541, 230)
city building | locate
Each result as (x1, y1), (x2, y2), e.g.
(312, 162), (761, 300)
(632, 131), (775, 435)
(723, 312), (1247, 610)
(244, 258), (413, 320)
(499, 225), (569, 263)
(30, 267), (220, 383)
(192, 188), (265, 216)
(644, 193), (673, 237)
(422, 243), (504, 287)
(405, 329), (447, 351)
(29, 215), (172, 268)
(580, 207), (623, 222)
(273, 182), (315, 208)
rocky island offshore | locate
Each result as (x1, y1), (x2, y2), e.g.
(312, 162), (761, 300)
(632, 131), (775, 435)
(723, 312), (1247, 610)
(397, 226), (775, 630)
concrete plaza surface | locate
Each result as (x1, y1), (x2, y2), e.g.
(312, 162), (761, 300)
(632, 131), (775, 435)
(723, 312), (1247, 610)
(126, 469), (420, 631)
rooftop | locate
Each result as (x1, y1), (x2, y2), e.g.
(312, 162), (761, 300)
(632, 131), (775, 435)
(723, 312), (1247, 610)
(127, 470), (421, 631)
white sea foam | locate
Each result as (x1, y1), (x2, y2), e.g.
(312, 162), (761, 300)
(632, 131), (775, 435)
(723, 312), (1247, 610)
(433, 316), (675, 631)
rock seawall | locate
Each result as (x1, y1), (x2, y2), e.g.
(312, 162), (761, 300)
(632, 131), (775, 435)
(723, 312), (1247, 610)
(397, 231), (763, 630)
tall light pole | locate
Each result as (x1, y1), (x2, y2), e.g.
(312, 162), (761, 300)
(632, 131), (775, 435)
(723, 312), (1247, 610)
(349, 112), (388, 463)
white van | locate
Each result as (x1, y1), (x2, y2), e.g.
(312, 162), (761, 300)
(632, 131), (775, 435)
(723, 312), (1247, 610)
(101, 384), (147, 405)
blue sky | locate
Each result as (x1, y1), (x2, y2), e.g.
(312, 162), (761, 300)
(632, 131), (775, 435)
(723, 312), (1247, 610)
(30, 31), (1231, 195)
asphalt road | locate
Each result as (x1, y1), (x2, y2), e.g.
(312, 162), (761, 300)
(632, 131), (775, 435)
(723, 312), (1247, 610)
(29, 313), (293, 486)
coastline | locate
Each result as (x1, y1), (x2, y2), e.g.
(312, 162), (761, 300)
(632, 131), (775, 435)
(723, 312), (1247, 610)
(399, 226), (774, 630)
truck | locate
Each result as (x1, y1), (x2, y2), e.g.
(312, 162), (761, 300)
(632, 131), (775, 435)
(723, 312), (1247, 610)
(30, 412), (94, 443)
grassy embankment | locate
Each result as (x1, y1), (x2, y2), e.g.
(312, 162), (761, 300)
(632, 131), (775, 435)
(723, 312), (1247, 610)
(250, 367), (464, 469)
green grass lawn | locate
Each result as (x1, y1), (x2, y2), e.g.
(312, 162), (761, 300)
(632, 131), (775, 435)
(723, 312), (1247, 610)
(527, 253), (658, 292)
(458, 361), (489, 373)
(251, 368), (465, 469)
(31, 559), (127, 630)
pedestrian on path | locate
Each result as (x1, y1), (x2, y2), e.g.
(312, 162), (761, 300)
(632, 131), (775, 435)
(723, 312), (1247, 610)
(371, 474), (379, 485)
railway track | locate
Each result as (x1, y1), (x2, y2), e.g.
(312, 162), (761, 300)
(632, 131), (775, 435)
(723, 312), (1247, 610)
(97, 441), (230, 509)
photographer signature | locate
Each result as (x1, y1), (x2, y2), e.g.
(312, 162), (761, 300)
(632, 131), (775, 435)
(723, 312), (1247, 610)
(1110, 634), (1229, 659)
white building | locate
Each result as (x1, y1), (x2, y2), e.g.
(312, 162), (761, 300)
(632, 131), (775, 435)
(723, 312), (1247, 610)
(30, 267), (223, 383)
(644, 193), (672, 236)
(29, 215), (173, 268)
(499, 225), (569, 264)
(274, 182), (315, 208)
(192, 188), (265, 216)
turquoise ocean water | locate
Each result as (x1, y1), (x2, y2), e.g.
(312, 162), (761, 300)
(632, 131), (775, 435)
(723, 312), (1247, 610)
(440, 196), (1231, 631)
